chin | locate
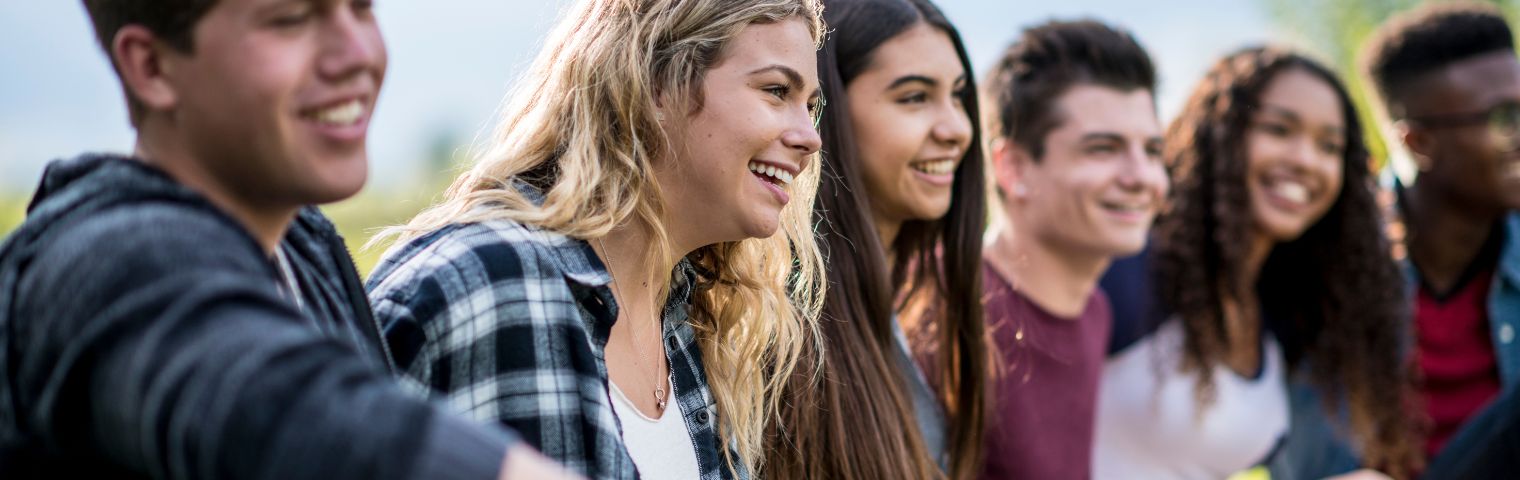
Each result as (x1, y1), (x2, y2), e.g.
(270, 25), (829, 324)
(304, 163), (369, 204)
(1258, 222), (1311, 243)
(741, 220), (782, 240)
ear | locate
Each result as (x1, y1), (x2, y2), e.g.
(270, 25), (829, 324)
(1396, 120), (1436, 173)
(113, 25), (180, 114)
(990, 137), (1033, 201)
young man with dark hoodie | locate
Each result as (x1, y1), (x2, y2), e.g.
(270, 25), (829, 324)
(0, 1), (573, 478)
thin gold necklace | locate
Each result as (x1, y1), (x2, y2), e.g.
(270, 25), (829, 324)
(598, 239), (669, 412)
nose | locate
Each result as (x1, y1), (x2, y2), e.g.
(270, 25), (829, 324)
(317, 7), (387, 82)
(931, 101), (973, 149)
(1117, 144), (1169, 195)
(1285, 134), (1325, 171)
(782, 109), (822, 160)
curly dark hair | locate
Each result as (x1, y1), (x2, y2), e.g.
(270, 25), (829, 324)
(1153, 46), (1421, 475)
(1362, 1), (1514, 118)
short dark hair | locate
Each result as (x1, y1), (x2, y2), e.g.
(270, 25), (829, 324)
(1363, 1), (1514, 118)
(985, 19), (1156, 159)
(82, 0), (219, 53)
(81, 0), (219, 124)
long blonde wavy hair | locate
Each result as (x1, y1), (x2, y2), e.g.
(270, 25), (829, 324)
(374, 0), (826, 473)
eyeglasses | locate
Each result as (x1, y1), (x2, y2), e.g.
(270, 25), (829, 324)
(1406, 100), (1520, 151)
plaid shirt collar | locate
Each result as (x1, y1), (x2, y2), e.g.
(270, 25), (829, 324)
(539, 217), (741, 479)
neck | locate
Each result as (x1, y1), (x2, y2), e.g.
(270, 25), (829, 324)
(1405, 180), (1502, 291)
(985, 222), (1110, 318)
(1240, 231), (1274, 299)
(134, 136), (296, 255)
(595, 221), (682, 323)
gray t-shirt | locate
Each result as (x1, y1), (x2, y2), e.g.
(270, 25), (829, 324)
(892, 317), (948, 467)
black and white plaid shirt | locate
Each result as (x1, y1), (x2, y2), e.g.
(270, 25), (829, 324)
(366, 210), (744, 480)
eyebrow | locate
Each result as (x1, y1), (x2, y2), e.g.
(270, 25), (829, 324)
(886, 73), (968, 90)
(1079, 132), (1127, 144)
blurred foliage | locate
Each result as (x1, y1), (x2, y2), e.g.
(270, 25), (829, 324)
(326, 129), (466, 277)
(1260, 0), (1520, 168)
(0, 193), (24, 239)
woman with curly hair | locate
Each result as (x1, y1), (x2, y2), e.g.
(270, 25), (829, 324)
(1093, 47), (1421, 479)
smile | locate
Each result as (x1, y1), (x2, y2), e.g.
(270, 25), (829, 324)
(1098, 199), (1153, 214)
(1260, 175), (1315, 208)
(300, 99), (366, 127)
(910, 159), (957, 175)
(749, 161), (794, 186)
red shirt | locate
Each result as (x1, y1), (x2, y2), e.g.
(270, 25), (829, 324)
(979, 261), (1111, 480)
(1415, 267), (1501, 458)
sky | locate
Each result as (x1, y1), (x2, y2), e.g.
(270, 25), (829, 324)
(0, 1), (1278, 191)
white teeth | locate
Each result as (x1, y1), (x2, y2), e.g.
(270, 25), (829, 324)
(1104, 201), (1149, 213)
(1273, 181), (1310, 204)
(912, 159), (956, 175)
(748, 161), (792, 186)
(306, 99), (364, 126)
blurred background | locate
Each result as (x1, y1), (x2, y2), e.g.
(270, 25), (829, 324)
(2, 0), (1515, 275)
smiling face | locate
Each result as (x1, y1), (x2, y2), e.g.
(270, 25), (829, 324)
(1000, 84), (1167, 257)
(846, 22), (973, 232)
(655, 18), (822, 246)
(1403, 51), (1520, 213)
(1244, 68), (1347, 242)
(162, 0), (385, 206)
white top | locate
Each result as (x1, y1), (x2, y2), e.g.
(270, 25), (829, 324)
(1092, 319), (1290, 480)
(610, 381), (702, 479)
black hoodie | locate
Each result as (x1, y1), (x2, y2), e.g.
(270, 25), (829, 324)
(0, 155), (513, 479)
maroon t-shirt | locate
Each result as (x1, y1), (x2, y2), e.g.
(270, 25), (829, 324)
(979, 261), (1112, 480)
(1415, 267), (1501, 458)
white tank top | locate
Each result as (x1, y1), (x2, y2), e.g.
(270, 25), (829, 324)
(1092, 319), (1289, 479)
(610, 381), (702, 479)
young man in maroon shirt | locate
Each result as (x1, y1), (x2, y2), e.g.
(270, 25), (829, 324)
(976, 20), (1169, 480)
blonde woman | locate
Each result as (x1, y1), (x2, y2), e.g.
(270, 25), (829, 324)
(365, 1), (825, 479)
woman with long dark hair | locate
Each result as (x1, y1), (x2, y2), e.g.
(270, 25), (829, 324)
(1094, 47), (1421, 479)
(763, 0), (987, 479)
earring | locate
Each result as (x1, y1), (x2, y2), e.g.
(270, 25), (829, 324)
(1013, 183), (1028, 198)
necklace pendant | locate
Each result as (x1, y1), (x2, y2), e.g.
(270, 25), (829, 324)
(655, 387), (667, 411)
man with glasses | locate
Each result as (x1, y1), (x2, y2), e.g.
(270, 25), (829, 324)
(1296, 3), (1520, 477)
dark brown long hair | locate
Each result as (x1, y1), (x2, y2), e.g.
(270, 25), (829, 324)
(763, 0), (988, 478)
(1154, 46), (1420, 475)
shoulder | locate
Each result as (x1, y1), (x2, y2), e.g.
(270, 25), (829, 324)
(16, 201), (275, 319)
(366, 219), (603, 325)
(40, 201), (264, 278)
